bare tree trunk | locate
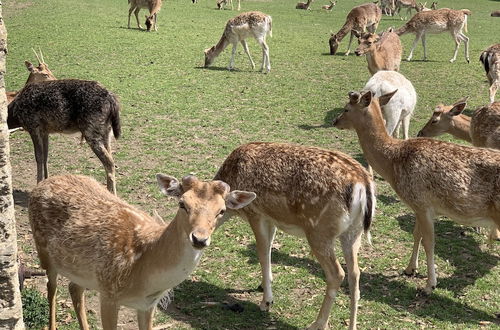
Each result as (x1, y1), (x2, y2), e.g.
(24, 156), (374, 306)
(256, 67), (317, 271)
(0, 3), (25, 329)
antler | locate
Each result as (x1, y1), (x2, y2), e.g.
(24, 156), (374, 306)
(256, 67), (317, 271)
(31, 48), (42, 64)
(38, 47), (45, 64)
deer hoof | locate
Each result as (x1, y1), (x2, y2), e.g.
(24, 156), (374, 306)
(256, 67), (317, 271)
(259, 300), (273, 312)
(403, 268), (416, 277)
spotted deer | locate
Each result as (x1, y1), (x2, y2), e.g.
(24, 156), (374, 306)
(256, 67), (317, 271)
(394, 8), (471, 63)
(214, 142), (375, 330)
(479, 44), (500, 103)
(329, 3), (381, 55)
(333, 90), (500, 294)
(127, 0), (162, 31)
(29, 174), (256, 330)
(394, 0), (418, 19)
(296, 0), (314, 10)
(204, 11), (272, 73)
(8, 79), (121, 194)
(321, 0), (336, 11)
(353, 28), (402, 75)
(380, 0), (396, 16)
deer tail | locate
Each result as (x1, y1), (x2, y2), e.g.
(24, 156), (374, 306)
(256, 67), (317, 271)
(267, 16), (273, 38)
(109, 92), (121, 139)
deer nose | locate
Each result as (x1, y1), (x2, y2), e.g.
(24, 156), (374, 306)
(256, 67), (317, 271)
(355, 51), (361, 56)
(190, 232), (210, 249)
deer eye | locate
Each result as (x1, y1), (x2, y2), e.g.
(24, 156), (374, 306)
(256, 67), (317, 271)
(179, 201), (187, 210)
(218, 209), (225, 216)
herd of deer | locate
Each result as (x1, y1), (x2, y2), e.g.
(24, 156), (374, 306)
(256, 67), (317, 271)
(4, 1), (499, 330)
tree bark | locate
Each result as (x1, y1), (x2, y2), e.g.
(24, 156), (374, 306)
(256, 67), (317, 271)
(0, 2), (25, 328)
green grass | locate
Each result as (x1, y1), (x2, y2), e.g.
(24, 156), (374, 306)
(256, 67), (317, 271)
(4, 0), (499, 328)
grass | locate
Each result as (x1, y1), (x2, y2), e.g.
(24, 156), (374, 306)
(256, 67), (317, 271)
(4, 0), (500, 328)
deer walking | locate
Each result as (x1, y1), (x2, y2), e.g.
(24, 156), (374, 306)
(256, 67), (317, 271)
(480, 44), (500, 103)
(333, 90), (500, 294)
(204, 11), (272, 73)
(29, 174), (256, 330)
(127, 0), (162, 31)
(214, 142), (375, 330)
(354, 28), (402, 75)
(394, 8), (471, 63)
(329, 3), (381, 55)
(8, 79), (121, 194)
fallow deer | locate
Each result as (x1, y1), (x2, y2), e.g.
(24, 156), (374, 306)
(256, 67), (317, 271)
(479, 44), (500, 103)
(329, 3), (381, 56)
(430, 1), (437, 10)
(353, 28), (402, 75)
(29, 174), (256, 330)
(8, 79), (121, 194)
(321, 0), (336, 11)
(394, 8), (471, 63)
(394, 0), (418, 19)
(333, 90), (500, 294)
(296, 0), (314, 10)
(214, 142), (375, 330)
(127, 0), (162, 31)
(416, 2), (430, 12)
(217, 0), (241, 11)
(492, 10), (500, 17)
(204, 11), (272, 73)
(380, 0), (395, 16)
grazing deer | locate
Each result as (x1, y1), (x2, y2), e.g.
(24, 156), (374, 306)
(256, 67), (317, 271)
(394, 8), (471, 63)
(353, 28), (402, 75)
(394, 0), (418, 20)
(8, 79), (121, 194)
(321, 0), (336, 11)
(329, 3), (381, 55)
(127, 0), (162, 31)
(214, 142), (375, 330)
(296, 0), (314, 10)
(380, 0), (396, 16)
(217, 0), (241, 11)
(479, 44), (500, 103)
(204, 11), (272, 73)
(29, 174), (256, 330)
(492, 10), (500, 17)
(333, 90), (500, 294)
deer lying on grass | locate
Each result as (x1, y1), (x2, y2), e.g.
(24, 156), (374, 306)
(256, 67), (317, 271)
(29, 174), (256, 330)
(8, 79), (121, 194)
(333, 91), (500, 294)
(128, 0), (162, 31)
(217, 0), (241, 11)
(480, 44), (500, 103)
(492, 10), (500, 17)
(394, 0), (418, 19)
(296, 0), (313, 10)
(214, 142), (375, 330)
(354, 28), (402, 75)
(329, 3), (381, 55)
(204, 11), (272, 73)
(394, 8), (471, 63)
(321, 1), (336, 11)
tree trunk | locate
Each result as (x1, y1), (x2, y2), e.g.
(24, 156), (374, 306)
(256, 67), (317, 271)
(0, 3), (25, 328)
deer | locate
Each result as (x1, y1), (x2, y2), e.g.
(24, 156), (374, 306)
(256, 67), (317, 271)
(6, 49), (56, 104)
(217, 0), (241, 11)
(430, 1), (437, 10)
(479, 44), (500, 104)
(214, 142), (375, 330)
(353, 28), (402, 75)
(296, 0), (314, 10)
(416, 2), (430, 12)
(492, 10), (500, 17)
(28, 174), (256, 330)
(204, 11), (272, 73)
(8, 79), (121, 195)
(127, 0), (162, 31)
(321, 0), (336, 11)
(333, 90), (500, 295)
(394, 8), (471, 63)
(329, 3), (381, 56)
(379, 0), (396, 16)
(394, 0), (418, 20)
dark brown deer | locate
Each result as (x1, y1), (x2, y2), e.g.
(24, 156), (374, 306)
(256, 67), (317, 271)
(8, 79), (121, 194)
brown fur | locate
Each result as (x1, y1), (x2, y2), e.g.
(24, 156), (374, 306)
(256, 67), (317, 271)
(127, 0), (162, 31)
(491, 10), (500, 17)
(333, 91), (500, 294)
(480, 44), (500, 103)
(296, 0), (313, 10)
(395, 0), (418, 18)
(214, 142), (375, 329)
(321, 0), (336, 11)
(354, 29), (402, 75)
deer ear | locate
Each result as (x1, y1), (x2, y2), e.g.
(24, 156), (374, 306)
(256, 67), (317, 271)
(225, 190), (256, 209)
(379, 90), (398, 106)
(449, 102), (467, 116)
(157, 174), (183, 197)
(25, 61), (34, 72)
(360, 91), (373, 107)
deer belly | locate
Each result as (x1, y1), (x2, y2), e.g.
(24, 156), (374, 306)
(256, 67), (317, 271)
(424, 22), (448, 34)
(270, 219), (306, 237)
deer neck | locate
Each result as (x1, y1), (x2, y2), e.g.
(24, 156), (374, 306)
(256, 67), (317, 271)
(449, 115), (472, 142)
(366, 48), (383, 71)
(336, 20), (354, 42)
(211, 34), (230, 58)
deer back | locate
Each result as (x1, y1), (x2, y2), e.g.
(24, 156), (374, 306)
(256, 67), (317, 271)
(470, 102), (500, 149)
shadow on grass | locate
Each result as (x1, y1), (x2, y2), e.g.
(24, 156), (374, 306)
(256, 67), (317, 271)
(13, 189), (29, 208)
(161, 280), (298, 329)
(298, 108), (343, 130)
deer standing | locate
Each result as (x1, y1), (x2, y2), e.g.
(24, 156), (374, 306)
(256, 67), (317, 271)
(217, 0), (241, 11)
(354, 28), (402, 75)
(321, 1), (336, 11)
(214, 142), (375, 330)
(29, 174), (256, 330)
(127, 0), (162, 31)
(296, 0), (314, 10)
(329, 3), (381, 55)
(379, 0), (395, 16)
(479, 44), (500, 103)
(8, 79), (121, 194)
(394, 8), (471, 63)
(394, 0), (418, 19)
(333, 90), (500, 294)
(204, 11), (272, 73)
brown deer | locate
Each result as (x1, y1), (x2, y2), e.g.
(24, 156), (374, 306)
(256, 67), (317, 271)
(329, 3), (381, 55)
(379, 0), (396, 16)
(480, 44), (500, 103)
(492, 10), (500, 17)
(394, 8), (471, 63)
(29, 174), (256, 330)
(204, 11), (272, 73)
(214, 142), (375, 330)
(296, 0), (314, 10)
(8, 79), (121, 194)
(394, 0), (418, 19)
(217, 0), (241, 11)
(333, 90), (500, 294)
(353, 28), (402, 75)
(127, 0), (162, 31)
(321, 0), (336, 11)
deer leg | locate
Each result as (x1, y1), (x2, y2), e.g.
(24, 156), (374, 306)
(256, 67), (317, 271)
(345, 32), (355, 56)
(42, 133), (49, 180)
(128, 6), (135, 28)
(69, 282), (89, 330)
(449, 32), (461, 63)
(137, 307), (155, 330)
(29, 131), (45, 183)
(415, 211), (437, 294)
(88, 139), (116, 195)
(154, 13), (158, 31)
(47, 269), (58, 330)
(384, 114), (399, 138)
(228, 43), (237, 70)
(407, 32), (422, 61)
(237, 0), (241, 10)
(404, 218), (421, 275)
(240, 40), (255, 70)
(248, 217), (276, 311)
(257, 38), (270, 73)
(100, 296), (119, 330)
(402, 114), (411, 140)
(421, 33), (427, 61)
(134, 7), (142, 29)
(340, 229), (363, 330)
(459, 32), (469, 63)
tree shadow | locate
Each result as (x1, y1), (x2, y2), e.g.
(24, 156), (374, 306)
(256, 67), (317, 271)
(13, 189), (29, 208)
(298, 108), (343, 130)
(161, 280), (298, 329)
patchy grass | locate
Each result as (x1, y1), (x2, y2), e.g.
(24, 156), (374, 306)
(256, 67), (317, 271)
(5, 0), (499, 328)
